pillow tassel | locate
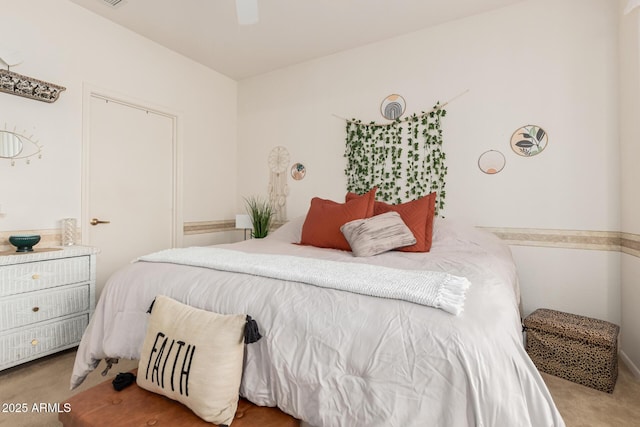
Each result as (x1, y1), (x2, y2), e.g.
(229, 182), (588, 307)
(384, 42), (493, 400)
(146, 298), (156, 314)
(244, 315), (262, 344)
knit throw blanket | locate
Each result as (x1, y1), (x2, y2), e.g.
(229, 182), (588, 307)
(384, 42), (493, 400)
(137, 247), (471, 315)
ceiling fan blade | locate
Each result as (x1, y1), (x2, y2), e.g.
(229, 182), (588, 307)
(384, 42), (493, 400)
(236, 0), (259, 25)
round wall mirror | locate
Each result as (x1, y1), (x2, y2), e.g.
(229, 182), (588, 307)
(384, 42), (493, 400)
(0, 131), (24, 158)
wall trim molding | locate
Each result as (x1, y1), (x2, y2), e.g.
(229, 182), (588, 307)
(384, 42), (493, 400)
(480, 227), (640, 257)
(183, 220), (236, 235)
(183, 220), (286, 235)
(2, 223), (639, 259)
(620, 232), (640, 258)
(181, 222), (640, 258)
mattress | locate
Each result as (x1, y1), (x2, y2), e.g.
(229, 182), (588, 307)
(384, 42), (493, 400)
(71, 216), (564, 427)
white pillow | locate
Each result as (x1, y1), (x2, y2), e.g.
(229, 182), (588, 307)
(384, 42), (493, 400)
(137, 295), (246, 425)
(340, 211), (416, 257)
(267, 214), (305, 243)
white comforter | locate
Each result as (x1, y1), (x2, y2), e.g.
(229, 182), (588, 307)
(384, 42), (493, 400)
(71, 217), (565, 427)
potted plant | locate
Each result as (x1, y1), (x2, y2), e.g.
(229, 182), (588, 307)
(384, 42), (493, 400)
(244, 196), (274, 238)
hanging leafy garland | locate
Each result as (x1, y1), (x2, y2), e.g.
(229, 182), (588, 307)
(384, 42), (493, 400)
(344, 103), (447, 214)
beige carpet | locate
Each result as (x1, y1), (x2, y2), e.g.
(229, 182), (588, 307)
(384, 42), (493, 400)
(1, 349), (639, 426)
(541, 360), (640, 427)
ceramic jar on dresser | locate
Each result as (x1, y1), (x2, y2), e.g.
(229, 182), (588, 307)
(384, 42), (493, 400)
(0, 246), (98, 370)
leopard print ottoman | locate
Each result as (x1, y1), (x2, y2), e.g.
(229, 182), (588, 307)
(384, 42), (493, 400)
(523, 308), (619, 393)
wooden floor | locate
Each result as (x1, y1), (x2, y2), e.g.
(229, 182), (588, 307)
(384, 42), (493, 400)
(1, 349), (639, 426)
(0, 350), (138, 427)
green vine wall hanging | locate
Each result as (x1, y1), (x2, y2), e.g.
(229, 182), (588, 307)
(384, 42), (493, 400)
(344, 103), (447, 214)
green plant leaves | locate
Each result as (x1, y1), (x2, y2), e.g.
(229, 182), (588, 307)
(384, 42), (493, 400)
(244, 196), (274, 238)
(344, 103), (447, 214)
(515, 140), (534, 148)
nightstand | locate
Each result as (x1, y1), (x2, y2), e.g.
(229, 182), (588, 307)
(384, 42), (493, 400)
(0, 246), (98, 370)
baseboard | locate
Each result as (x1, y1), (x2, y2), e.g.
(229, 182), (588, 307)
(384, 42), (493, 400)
(620, 350), (640, 380)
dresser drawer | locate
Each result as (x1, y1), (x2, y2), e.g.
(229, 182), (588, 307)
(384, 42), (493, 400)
(0, 285), (90, 332)
(0, 256), (90, 297)
(0, 314), (88, 370)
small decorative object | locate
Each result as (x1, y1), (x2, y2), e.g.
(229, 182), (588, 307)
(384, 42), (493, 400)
(510, 125), (548, 157)
(9, 234), (41, 252)
(0, 69), (65, 103)
(61, 218), (77, 246)
(478, 150), (506, 174)
(380, 94), (406, 120)
(244, 196), (274, 238)
(267, 146), (290, 222)
(291, 163), (306, 180)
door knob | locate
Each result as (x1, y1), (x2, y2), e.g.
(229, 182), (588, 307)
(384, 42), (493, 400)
(90, 218), (111, 226)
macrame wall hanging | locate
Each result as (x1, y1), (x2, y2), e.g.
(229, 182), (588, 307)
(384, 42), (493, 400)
(343, 102), (448, 215)
(267, 145), (290, 222)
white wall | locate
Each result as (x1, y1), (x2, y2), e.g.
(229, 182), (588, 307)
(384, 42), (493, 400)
(514, 246), (621, 322)
(0, 0), (237, 237)
(619, 0), (640, 376)
(237, 0), (622, 325)
(238, 0), (619, 231)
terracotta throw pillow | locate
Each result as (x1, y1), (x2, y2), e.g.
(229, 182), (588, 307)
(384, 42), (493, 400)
(340, 211), (416, 257)
(346, 191), (436, 252)
(137, 296), (247, 425)
(300, 188), (376, 251)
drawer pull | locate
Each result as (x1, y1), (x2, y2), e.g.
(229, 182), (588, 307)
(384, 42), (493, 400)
(31, 339), (39, 346)
(32, 306), (40, 312)
(32, 273), (40, 280)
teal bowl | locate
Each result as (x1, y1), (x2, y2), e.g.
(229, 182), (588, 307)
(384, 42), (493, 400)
(9, 235), (41, 252)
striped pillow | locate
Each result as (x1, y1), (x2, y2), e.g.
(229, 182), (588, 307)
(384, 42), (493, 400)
(340, 211), (416, 257)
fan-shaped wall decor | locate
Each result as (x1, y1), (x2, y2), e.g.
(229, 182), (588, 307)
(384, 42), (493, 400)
(380, 94), (406, 120)
(478, 150), (506, 174)
(510, 125), (548, 157)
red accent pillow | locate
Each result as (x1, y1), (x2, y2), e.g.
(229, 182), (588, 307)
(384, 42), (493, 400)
(300, 188), (376, 251)
(346, 191), (436, 252)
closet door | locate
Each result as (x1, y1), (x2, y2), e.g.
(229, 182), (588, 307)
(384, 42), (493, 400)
(85, 94), (176, 296)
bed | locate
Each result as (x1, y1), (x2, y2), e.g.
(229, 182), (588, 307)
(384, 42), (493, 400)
(70, 215), (565, 427)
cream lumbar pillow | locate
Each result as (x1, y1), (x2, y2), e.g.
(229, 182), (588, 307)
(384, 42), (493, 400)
(340, 211), (416, 257)
(137, 295), (249, 425)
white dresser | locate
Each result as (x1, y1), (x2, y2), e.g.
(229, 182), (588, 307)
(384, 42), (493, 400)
(0, 246), (98, 370)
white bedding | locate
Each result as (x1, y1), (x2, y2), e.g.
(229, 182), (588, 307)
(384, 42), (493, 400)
(71, 217), (564, 427)
(138, 247), (471, 315)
